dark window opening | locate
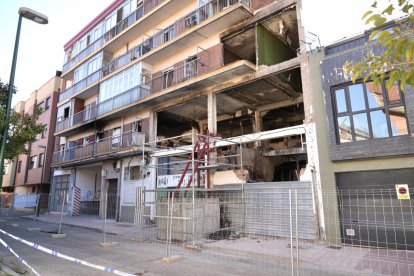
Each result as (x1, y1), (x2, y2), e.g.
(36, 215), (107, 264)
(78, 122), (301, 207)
(45, 97), (51, 110)
(64, 107), (70, 119)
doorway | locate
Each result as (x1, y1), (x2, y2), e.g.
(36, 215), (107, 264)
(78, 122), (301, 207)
(106, 179), (118, 220)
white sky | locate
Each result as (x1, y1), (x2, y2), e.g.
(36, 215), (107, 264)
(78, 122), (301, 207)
(0, 0), (375, 105)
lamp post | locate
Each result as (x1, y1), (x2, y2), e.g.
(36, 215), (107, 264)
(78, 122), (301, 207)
(0, 7), (48, 189)
(36, 145), (46, 216)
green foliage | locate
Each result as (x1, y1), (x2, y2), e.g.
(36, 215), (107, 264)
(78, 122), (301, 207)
(343, 0), (414, 90)
(0, 79), (46, 162)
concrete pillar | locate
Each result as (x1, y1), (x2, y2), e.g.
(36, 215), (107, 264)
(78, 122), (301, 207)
(149, 111), (157, 145)
(207, 93), (217, 135)
(68, 168), (76, 215)
(254, 111), (262, 147)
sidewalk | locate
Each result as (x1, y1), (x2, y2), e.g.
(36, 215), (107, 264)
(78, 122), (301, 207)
(7, 212), (414, 275)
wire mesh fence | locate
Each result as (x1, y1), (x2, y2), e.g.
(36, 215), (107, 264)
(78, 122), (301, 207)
(0, 186), (412, 275)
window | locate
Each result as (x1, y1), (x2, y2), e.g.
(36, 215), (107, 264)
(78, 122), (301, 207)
(60, 144), (66, 155)
(83, 137), (90, 146)
(38, 153), (44, 167)
(112, 127), (121, 148)
(17, 161), (22, 173)
(332, 81), (408, 143)
(163, 25), (175, 42)
(41, 127), (47, 139)
(185, 56), (197, 79)
(64, 107), (70, 119)
(185, 12), (197, 29)
(37, 102), (44, 113)
(45, 97), (51, 110)
(29, 156), (37, 170)
(99, 63), (142, 103)
(124, 166), (141, 180)
(162, 69), (174, 89)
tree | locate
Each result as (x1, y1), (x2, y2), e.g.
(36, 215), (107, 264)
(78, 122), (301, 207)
(0, 79), (46, 163)
(343, 0), (414, 90)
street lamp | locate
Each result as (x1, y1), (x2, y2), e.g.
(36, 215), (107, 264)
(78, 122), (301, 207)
(0, 7), (48, 189)
(36, 145), (46, 216)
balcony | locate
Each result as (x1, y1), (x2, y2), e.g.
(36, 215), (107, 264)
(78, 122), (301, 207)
(52, 131), (146, 166)
(101, 0), (252, 76)
(56, 84), (151, 133)
(59, 69), (102, 102)
(56, 58), (203, 134)
(62, 0), (168, 75)
(58, 0), (252, 105)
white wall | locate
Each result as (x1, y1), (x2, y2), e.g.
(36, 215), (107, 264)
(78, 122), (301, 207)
(76, 169), (100, 200)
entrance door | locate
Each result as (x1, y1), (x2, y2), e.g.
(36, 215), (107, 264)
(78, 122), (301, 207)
(106, 179), (118, 219)
(52, 175), (70, 212)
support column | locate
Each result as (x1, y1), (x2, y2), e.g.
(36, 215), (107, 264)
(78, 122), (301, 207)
(68, 168), (76, 215)
(207, 93), (217, 135)
(254, 111), (262, 147)
(149, 111), (157, 145)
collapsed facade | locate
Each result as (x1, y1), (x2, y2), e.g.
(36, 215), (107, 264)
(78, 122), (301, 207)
(51, 0), (320, 237)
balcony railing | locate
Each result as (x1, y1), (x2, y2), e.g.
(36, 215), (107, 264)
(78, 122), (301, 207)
(59, 0), (250, 104)
(151, 58), (204, 93)
(62, 0), (166, 74)
(56, 54), (217, 134)
(59, 69), (102, 102)
(56, 84), (151, 132)
(52, 131), (146, 164)
(99, 0), (250, 84)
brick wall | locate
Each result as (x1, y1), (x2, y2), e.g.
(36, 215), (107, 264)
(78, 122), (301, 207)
(251, 0), (275, 10)
(320, 42), (414, 161)
(198, 43), (224, 75)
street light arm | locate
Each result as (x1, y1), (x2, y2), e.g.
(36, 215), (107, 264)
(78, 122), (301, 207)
(19, 7), (48, 24)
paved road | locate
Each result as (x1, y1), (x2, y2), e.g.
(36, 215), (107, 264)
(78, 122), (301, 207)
(1, 213), (408, 276)
(0, 217), (294, 276)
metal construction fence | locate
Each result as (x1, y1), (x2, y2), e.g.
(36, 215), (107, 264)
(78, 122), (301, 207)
(0, 186), (412, 275)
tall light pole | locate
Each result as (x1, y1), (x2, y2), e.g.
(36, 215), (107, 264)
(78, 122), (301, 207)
(0, 7), (48, 189)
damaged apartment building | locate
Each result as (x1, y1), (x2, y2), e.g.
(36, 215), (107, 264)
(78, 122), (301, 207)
(51, 0), (316, 232)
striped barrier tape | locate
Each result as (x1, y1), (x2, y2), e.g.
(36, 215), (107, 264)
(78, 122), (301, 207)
(0, 229), (134, 276)
(0, 237), (41, 276)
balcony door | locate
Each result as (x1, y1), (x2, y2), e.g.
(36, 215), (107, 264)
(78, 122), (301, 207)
(112, 127), (121, 149)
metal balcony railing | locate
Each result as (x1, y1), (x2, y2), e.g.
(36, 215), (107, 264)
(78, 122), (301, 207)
(151, 58), (205, 93)
(62, 0), (165, 74)
(59, 0), (250, 104)
(56, 52), (216, 133)
(56, 83), (151, 132)
(52, 131), (145, 164)
(99, 0), (250, 82)
(59, 69), (102, 102)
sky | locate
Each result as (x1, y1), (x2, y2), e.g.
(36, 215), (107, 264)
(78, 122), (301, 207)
(0, 0), (375, 105)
